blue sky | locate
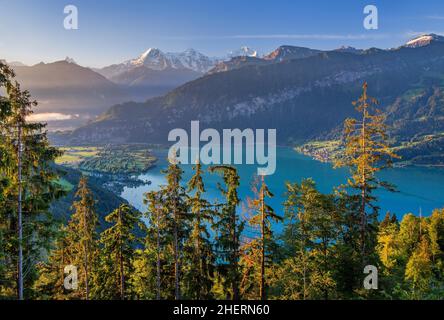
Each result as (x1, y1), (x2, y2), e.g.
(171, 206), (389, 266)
(1, 0), (444, 67)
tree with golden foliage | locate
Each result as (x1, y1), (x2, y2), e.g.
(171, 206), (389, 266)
(335, 82), (399, 262)
(241, 175), (281, 300)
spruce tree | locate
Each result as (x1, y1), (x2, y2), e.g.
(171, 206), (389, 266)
(162, 160), (189, 300)
(275, 179), (338, 300)
(142, 190), (168, 300)
(67, 176), (98, 300)
(97, 204), (141, 300)
(34, 226), (71, 299)
(0, 66), (64, 299)
(184, 162), (215, 299)
(209, 165), (243, 300)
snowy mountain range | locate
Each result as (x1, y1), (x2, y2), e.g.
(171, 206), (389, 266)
(64, 33), (444, 169)
(4, 33), (444, 135)
(97, 46), (258, 79)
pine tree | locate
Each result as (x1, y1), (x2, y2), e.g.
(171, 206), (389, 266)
(161, 160), (189, 300)
(142, 190), (168, 300)
(209, 165), (243, 300)
(34, 226), (71, 299)
(184, 162), (215, 299)
(275, 179), (338, 300)
(67, 176), (99, 300)
(0, 65), (64, 299)
(242, 175), (281, 300)
(96, 204), (141, 300)
(334, 82), (399, 263)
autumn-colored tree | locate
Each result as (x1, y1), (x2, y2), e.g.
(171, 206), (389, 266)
(335, 82), (399, 263)
(377, 213), (400, 272)
(405, 236), (433, 298)
(241, 175), (281, 300)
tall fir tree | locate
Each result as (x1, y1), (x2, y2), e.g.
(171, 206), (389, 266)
(67, 176), (99, 300)
(96, 204), (141, 300)
(183, 162), (215, 299)
(139, 190), (170, 300)
(161, 159), (189, 300)
(273, 179), (338, 300)
(34, 226), (71, 299)
(0, 63), (64, 299)
(209, 165), (243, 300)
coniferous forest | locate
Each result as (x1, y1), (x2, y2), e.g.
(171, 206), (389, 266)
(1, 61), (444, 301)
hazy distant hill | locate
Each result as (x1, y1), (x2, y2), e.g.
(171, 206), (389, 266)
(12, 59), (129, 130)
(4, 47), (260, 130)
(95, 47), (259, 100)
(107, 65), (202, 101)
(208, 45), (322, 74)
(66, 35), (444, 165)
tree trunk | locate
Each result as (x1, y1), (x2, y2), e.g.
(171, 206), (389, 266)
(361, 107), (367, 262)
(17, 119), (23, 301)
(260, 179), (266, 300)
(173, 198), (180, 300)
(232, 207), (239, 300)
(83, 242), (89, 300)
(174, 222), (180, 300)
(156, 210), (161, 300)
(197, 208), (202, 300)
(118, 207), (125, 300)
(83, 210), (89, 300)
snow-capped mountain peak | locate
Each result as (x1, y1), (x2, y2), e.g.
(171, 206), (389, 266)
(335, 46), (363, 54)
(98, 46), (260, 79)
(130, 48), (169, 70)
(166, 49), (216, 73)
(124, 48), (215, 73)
(139, 48), (162, 60)
(227, 46), (258, 58)
(404, 33), (444, 48)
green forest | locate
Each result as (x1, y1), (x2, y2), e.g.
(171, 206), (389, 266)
(1, 61), (443, 300)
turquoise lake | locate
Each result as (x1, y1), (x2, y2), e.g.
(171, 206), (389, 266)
(121, 147), (444, 223)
